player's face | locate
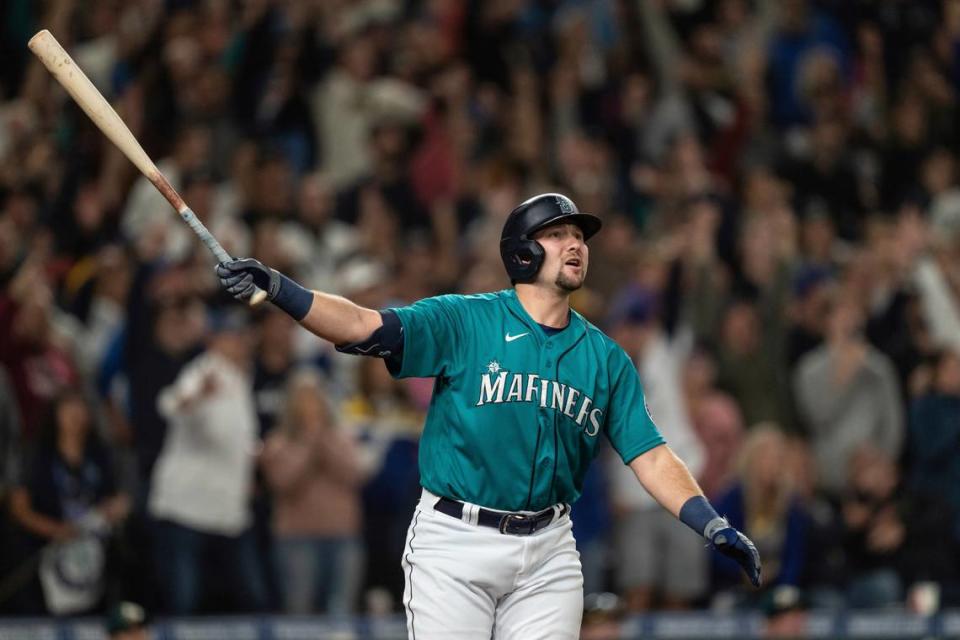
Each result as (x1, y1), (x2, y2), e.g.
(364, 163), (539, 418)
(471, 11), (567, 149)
(533, 223), (589, 292)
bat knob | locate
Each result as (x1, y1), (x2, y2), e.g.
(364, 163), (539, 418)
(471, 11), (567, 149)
(248, 288), (269, 307)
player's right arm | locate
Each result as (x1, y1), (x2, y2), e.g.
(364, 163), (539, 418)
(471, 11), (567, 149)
(297, 290), (382, 345)
(218, 258), (462, 378)
(216, 258), (382, 344)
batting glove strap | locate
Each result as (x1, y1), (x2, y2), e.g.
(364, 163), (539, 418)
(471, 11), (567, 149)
(704, 516), (731, 541)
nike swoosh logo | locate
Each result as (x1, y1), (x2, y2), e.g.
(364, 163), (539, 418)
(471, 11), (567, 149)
(505, 332), (530, 342)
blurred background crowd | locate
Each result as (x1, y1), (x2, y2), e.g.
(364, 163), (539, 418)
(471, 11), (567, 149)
(0, 0), (959, 628)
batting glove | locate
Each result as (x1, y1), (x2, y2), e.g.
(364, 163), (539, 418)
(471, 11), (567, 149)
(706, 518), (762, 587)
(216, 258), (280, 302)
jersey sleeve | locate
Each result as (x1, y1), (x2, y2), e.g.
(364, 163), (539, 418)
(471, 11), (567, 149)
(604, 348), (666, 464)
(388, 295), (464, 379)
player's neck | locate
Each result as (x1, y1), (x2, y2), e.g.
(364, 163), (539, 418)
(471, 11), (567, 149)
(514, 283), (571, 328)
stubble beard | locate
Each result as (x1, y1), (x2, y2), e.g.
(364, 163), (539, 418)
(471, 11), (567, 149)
(555, 266), (585, 292)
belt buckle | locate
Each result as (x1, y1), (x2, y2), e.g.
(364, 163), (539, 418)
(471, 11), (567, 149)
(499, 513), (536, 535)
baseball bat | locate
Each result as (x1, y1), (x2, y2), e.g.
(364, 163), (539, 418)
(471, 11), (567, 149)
(27, 29), (268, 306)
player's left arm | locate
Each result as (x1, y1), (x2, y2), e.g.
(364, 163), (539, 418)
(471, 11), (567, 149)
(629, 444), (763, 588)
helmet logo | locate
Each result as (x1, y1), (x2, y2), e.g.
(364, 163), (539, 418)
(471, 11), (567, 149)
(555, 196), (574, 214)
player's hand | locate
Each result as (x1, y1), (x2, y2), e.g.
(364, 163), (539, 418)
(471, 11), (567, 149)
(710, 522), (762, 587)
(216, 258), (280, 302)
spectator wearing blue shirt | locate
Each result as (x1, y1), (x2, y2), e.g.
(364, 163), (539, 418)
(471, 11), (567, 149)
(712, 425), (808, 604)
(8, 390), (129, 614)
(907, 349), (960, 538)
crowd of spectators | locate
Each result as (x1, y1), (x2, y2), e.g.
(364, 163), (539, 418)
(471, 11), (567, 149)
(0, 0), (959, 625)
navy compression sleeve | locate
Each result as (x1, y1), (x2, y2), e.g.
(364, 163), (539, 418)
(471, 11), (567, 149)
(679, 495), (727, 539)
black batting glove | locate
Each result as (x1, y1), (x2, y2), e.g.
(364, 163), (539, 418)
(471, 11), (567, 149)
(216, 258), (280, 302)
(707, 519), (762, 588)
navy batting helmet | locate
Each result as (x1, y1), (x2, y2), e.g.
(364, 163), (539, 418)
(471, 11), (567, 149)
(500, 193), (602, 282)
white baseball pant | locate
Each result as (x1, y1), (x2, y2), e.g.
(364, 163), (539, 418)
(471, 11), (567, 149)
(402, 489), (583, 639)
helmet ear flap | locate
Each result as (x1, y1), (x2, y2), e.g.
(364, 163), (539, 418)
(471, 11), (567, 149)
(510, 238), (545, 281)
(524, 239), (545, 274)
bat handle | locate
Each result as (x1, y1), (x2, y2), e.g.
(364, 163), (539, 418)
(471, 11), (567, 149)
(179, 208), (268, 307)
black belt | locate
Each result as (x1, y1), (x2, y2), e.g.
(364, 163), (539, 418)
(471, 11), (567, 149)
(433, 497), (568, 536)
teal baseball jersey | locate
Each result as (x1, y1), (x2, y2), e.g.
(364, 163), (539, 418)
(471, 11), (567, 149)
(389, 288), (664, 512)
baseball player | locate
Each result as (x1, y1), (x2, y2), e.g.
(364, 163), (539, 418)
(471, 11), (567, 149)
(217, 194), (761, 638)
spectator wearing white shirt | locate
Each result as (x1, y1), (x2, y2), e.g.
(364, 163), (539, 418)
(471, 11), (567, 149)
(606, 291), (708, 611)
(148, 308), (266, 614)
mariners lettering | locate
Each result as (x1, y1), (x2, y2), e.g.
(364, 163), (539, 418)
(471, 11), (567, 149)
(479, 371), (508, 404)
(563, 389), (580, 419)
(588, 408), (603, 437)
(550, 383), (566, 411)
(524, 374), (540, 402)
(476, 372), (604, 435)
(505, 374), (524, 402)
(575, 397), (593, 430)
